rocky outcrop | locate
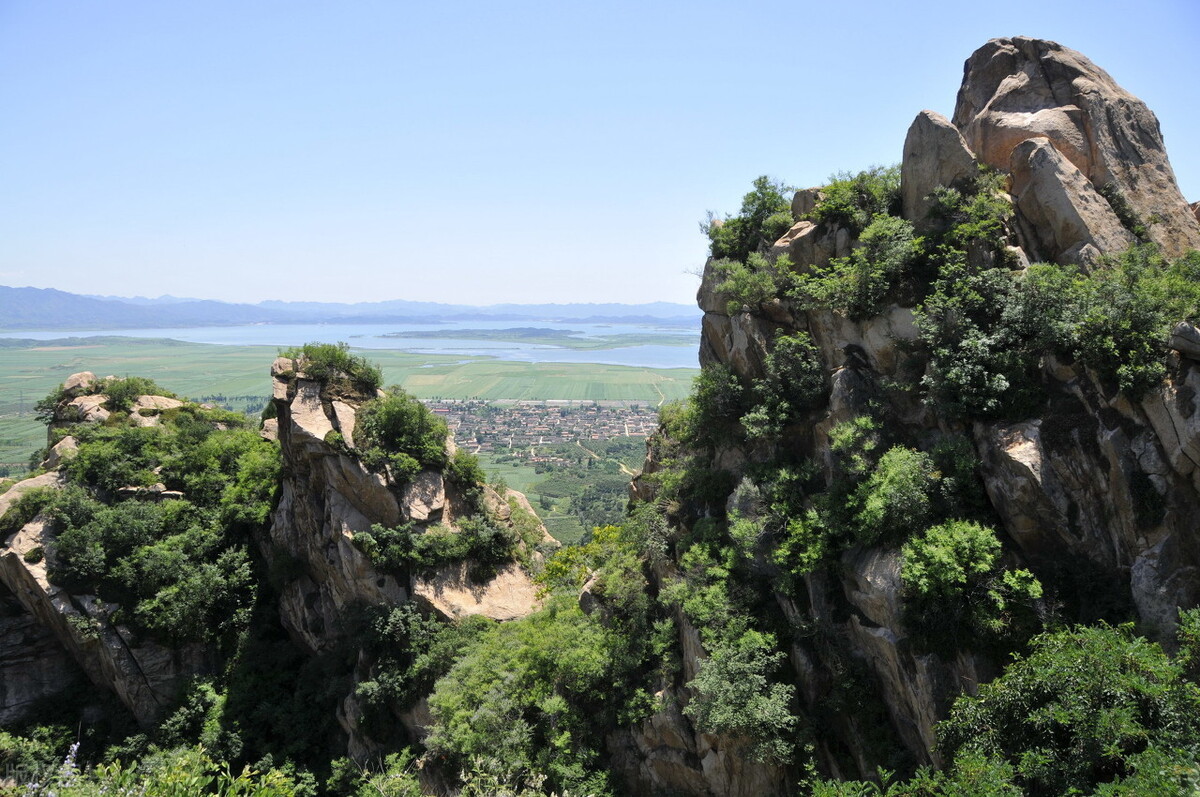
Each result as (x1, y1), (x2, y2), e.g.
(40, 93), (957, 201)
(634, 36), (1200, 793)
(0, 476), (206, 727)
(900, 110), (978, 230)
(266, 355), (550, 753)
(0, 580), (88, 726)
(267, 357), (546, 653)
(1008, 137), (1134, 266)
(953, 36), (1200, 256)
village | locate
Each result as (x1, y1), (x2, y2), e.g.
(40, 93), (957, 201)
(424, 399), (659, 464)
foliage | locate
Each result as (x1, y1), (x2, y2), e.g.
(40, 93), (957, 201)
(14, 743), (307, 796)
(850, 447), (936, 545)
(353, 517), (518, 578)
(926, 167), (1013, 250)
(901, 520), (1042, 648)
(35, 390), (277, 649)
(677, 364), (749, 449)
(792, 214), (921, 319)
(808, 165), (901, 234)
(917, 245), (1200, 417)
(712, 252), (793, 315)
(938, 624), (1200, 795)
(425, 598), (625, 795)
(0, 486), (55, 536)
(684, 628), (798, 763)
(742, 331), (826, 440)
(278, 341), (382, 392)
(705, 176), (795, 262)
(354, 605), (492, 735)
(96, 376), (178, 413)
(354, 387), (449, 474)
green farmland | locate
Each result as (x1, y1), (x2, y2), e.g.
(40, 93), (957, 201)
(0, 337), (696, 474)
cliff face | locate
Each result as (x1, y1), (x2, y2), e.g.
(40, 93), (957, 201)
(621, 37), (1200, 792)
(266, 355), (547, 756)
(0, 379), (212, 729)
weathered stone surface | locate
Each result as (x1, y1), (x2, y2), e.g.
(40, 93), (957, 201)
(412, 561), (542, 622)
(0, 582), (87, 726)
(0, 510), (204, 727)
(1169, 321), (1200, 361)
(62, 371), (96, 396)
(769, 219), (851, 272)
(42, 436), (78, 470)
(1008, 137), (1135, 266)
(791, 187), (823, 219)
(954, 36), (1200, 256)
(400, 471), (446, 523)
(0, 472), (66, 517)
(900, 110), (978, 230)
(330, 400), (357, 447)
(67, 395), (110, 424)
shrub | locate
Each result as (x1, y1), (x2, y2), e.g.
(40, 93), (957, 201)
(684, 364), (749, 449)
(706, 176), (795, 262)
(808, 165), (901, 233)
(355, 388), (448, 473)
(97, 376), (176, 413)
(0, 487), (55, 536)
(742, 330), (827, 440)
(355, 517), (517, 576)
(425, 598), (623, 794)
(279, 341), (383, 392)
(793, 214), (920, 319)
(901, 520), (1041, 648)
(938, 624), (1200, 795)
(684, 628), (797, 763)
(712, 252), (793, 314)
(851, 446), (936, 544)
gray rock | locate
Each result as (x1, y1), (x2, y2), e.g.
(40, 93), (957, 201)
(1008, 137), (1134, 266)
(900, 110), (978, 231)
(954, 36), (1200, 256)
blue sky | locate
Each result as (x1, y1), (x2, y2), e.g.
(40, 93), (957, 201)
(1, 0), (1197, 306)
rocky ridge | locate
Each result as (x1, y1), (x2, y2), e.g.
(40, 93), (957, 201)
(621, 36), (1200, 793)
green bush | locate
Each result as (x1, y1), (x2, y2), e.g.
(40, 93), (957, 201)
(712, 252), (793, 314)
(279, 341), (383, 392)
(851, 446), (936, 544)
(97, 376), (177, 413)
(808, 165), (901, 234)
(0, 487), (55, 536)
(706, 176), (795, 262)
(355, 388), (448, 473)
(684, 628), (798, 763)
(901, 520), (1041, 647)
(742, 330), (827, 440)
(792, 214), (920, 319)
(354, 517), (518, 577)
(938, 624), (1200, 795)
(425, 598), (626, 795)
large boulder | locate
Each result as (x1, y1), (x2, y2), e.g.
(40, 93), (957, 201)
(1008, 137), (1134, 266)
(900, 110), (979, 230)
(953, 36), (1200, 256)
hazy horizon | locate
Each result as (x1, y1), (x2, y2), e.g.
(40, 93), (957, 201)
(2, 1), (1197, 306)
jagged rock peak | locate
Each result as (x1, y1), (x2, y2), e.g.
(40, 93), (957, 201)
(953, 36), (1200, 256)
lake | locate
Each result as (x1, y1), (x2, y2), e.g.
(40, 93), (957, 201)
(0, 321), (702, 370)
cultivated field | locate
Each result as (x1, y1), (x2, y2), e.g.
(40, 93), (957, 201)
(0, 337), (697, 472)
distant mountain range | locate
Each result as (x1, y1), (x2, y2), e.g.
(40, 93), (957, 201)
(0, 286), (701, 330)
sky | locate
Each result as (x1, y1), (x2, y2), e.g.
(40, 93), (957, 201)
(1, 0), (1197, 307)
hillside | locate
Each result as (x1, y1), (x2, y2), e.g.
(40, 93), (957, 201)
(1, 36), (1200, 796)
(0, 285), (699, 331)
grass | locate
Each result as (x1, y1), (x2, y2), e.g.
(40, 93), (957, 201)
(0, 337), (697, 474)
